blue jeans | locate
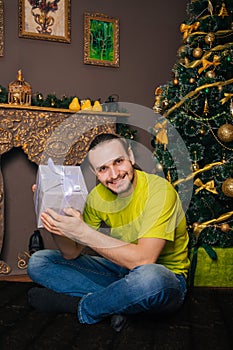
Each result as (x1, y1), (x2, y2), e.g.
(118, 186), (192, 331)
(27, 249), (187, 324)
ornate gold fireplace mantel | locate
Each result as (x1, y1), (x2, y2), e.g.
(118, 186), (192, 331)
(0, 103), (129, 274)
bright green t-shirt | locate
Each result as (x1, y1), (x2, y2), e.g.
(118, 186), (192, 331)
(83, 170), (190, 277)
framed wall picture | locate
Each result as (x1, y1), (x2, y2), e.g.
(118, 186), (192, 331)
(84, 12), (119, 67)
(18, 0), (71, 43)
(0, 0), (3, 56)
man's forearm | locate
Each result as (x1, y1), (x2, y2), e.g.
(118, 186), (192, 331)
(77, 225), (154, 269)
(53, 235), (84, 259)
(40, 208), (164, 268)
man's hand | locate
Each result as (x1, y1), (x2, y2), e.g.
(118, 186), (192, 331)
(40, 208), (87, 243)
(32, 184), (37, 192)
(33, 185), (84, 259)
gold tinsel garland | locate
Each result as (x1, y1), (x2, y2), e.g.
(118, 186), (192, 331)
(159, 41), (233, 117)
(172, 161), (224, 186)
(180, 25), (233, 43)
(220, 93), (233, 104)
(192, 211), (233, 237)
(164, 77), (233, 117)
(186, 42), (233, 69)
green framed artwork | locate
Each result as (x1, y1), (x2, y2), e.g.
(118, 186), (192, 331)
(84, 12), (119, 67)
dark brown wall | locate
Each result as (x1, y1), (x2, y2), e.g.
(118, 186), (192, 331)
(0, 0), (188, 274)
(1, 0), (187, 107)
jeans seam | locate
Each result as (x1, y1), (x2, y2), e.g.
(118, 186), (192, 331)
(53, 259), (120, 278)
(78, 293), (93, 323)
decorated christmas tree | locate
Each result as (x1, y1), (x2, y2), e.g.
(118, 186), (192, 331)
(151, 0), (233, 267)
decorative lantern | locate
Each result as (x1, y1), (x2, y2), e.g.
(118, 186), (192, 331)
(8, 70), (32, 106)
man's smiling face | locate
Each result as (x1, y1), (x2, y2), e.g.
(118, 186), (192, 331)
(88, 139), (136, 197)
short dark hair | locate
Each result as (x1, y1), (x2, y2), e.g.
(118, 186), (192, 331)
(87, 132), (141, 171)
(88, 133), (129, 153)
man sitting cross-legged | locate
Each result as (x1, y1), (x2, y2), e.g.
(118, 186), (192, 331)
(27, 133), (190, 332)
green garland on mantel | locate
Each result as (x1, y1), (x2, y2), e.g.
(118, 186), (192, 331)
(0, 85), (137, 140)
(0, 85), (8, 103)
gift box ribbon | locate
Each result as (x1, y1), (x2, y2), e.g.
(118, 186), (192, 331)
(47, 158), (82, 207)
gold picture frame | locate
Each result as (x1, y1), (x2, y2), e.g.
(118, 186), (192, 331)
(0, 0), (3, 56)
(84, 12), (119, 67)
(18, 0), (71, 43)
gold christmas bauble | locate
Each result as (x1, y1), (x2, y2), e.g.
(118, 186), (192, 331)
(162, 98), (169, 108)
(204, 32), (215, 45)
(192, 162), (199, 172)
(177, 45), (186, 56)
(220, 223), (230, 232)
(222, 178), (233, 197)
(217, 123), (233, 143)
(205, 70), (216, 79)
(154, 163), (163, 172)
(173, 78), (179, 85)
(189, 77), (195, 84)
(200, 127), (205, 135)
(192, 222), (199, 229)
(192, 47), (203, 58)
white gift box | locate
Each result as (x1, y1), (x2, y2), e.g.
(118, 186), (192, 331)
(34, 158), (88, 228)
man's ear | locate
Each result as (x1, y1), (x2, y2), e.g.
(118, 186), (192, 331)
(128, 146), (135, 165)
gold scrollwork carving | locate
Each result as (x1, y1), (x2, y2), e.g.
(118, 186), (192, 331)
(0, 105), (117, 165)
(17, 251), (31, 270)
(0, 260), (11, 274)
(0, 128), (13, 153)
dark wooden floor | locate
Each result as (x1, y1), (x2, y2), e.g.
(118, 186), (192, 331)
(0, 281), (232, 350)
